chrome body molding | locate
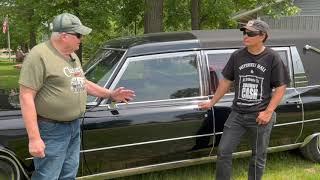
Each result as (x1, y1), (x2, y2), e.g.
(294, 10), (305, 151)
(25, 117), (320, 160)
(301, 118), (320, 124)
(300, 133), (320, 148)
(81, 133), (214, 153)
(77, 119), (316, 153)
(76, 143), (301, 180)
(0, 148), (30, 180)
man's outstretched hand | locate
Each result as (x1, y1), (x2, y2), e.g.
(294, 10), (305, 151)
(110, 87), (135, 103)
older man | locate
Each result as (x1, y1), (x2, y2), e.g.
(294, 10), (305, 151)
(19, 13), (135, 180)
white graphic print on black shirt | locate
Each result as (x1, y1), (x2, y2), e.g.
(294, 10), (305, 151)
(238, 74), (264, 106)
(222, 47), (290, 113)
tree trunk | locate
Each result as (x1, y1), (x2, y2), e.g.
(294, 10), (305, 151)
(29, 29), (37, 48)
(191, 0), (200, 30)
(144, 0), (164, 34)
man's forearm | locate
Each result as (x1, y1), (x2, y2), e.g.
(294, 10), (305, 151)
(86, 80), (112, 99)
(210, 79), (232, 105)
(19, 91), (40, 140)
(266, 84), (287, 112)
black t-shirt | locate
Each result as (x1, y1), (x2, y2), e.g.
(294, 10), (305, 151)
(222, 47), (290, 113)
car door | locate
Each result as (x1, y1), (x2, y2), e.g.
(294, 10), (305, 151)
(203, 48), (302, 155)
(269, 47), (303, 147)
(81, 51), (213, 175)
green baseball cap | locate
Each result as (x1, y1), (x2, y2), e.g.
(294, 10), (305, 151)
(52, 13), (92, 35)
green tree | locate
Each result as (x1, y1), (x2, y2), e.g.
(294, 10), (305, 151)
(0, 0), (299, 60)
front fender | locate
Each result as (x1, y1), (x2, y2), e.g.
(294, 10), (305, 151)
(0, 146), (31, 179)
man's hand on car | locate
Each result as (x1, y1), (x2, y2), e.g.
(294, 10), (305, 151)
(110, 87), (135, 103)
(198, 100), (214, 110)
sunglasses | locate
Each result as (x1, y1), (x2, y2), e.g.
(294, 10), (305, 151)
(66, 33), (82, 39)
(242, 31), (262, 37)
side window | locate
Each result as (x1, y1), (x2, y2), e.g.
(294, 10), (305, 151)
(114, 52), (201, 102)
(206, 48), (292, 95)
(273, 47), (293, 87)
(275, 50), (288, 67)
(206, 51), (235, 95)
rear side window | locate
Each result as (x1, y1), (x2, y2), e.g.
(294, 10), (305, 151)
(276, 50), (288, 67)
(206, 50), (235, 94)
(205, 47), (292, 95)
(112, 52), (201, 102)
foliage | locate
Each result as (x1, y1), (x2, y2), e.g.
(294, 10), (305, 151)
(0, 60), (20, 89)
(263, 0), (301, 18)
(164, 0), (190, 31)
(0, 0), (298, 59)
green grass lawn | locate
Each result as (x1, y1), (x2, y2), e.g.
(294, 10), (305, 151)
(115, 150), (320, 180)
(0, 60), (20, 90)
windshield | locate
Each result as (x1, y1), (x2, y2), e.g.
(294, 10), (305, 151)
(84, 49), (125, 102)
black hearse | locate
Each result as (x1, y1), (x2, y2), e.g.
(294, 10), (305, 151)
(1, 30), (320, 179)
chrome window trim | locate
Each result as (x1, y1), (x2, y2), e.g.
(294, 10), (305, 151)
(295, 81), (308, 84)
(273, 47), (294, 87)
(296, 84), (320, 89)
(103, 50), (129, 88)
(102, 47), (127, 51)
(295, 76), (308, 79)
(86, 49), (129, 104)
(103, 95), (215, 106)
(97, 86), (303, 106)
(100, 96), (208, 106)
(197, 52), (204, 96)
(290, 46), (305, 74)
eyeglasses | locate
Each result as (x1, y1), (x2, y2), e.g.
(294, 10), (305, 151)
(242, 31), (261, 37)
(66, 33), (82, 39)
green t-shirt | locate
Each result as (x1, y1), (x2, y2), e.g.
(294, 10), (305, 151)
(19, 41), (87, 121)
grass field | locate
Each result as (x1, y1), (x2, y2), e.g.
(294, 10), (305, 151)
(0, 59), (20, 90)
(115, 150), (320, 180)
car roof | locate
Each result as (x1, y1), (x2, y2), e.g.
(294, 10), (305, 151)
(102, 29), (320, 57)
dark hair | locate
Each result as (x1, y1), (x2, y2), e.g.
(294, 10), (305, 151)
(261, 32), (268, 43)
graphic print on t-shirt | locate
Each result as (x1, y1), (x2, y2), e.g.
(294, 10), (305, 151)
(238, 75), (264, 106)
(63, 66), (86, 93)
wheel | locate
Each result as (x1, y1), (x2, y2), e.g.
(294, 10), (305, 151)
(301, 135), (320, 162)
(0, 156), (20, 180)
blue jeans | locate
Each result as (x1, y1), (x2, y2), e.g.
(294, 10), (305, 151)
(216, 111), (276, 180)
(32, 119), (80, 180)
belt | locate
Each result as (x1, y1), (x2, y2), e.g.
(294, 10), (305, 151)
(37, 116), (76, 124)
